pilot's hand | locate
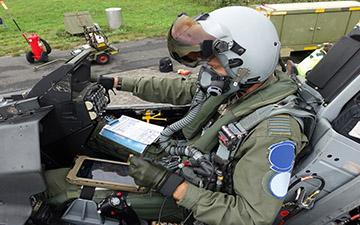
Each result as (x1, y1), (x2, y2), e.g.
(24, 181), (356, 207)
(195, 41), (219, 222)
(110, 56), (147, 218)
(97, 75), (115, 91)
(129, 156), (168, 188)
(129, 156), (184, 197)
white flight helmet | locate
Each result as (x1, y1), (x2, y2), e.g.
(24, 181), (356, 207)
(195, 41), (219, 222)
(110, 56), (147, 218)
(168, 6), (281, 85)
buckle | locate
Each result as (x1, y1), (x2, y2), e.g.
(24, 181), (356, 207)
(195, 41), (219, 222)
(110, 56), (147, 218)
(218, 123), (247, 151)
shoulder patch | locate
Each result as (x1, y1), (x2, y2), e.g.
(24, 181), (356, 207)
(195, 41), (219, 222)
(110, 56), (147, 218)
(262, 171), (291, 199)
(262, 140), (296, 199)
(269, 172), (291, 199)
(268, 115), (292, 137)
(268, 140), (296, 173)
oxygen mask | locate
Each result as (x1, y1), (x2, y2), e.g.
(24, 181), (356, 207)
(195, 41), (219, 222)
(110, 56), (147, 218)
(198, 65), (233, 96)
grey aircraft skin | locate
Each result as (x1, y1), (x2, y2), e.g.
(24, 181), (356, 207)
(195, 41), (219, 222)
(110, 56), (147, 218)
(0, 28), (360, 225)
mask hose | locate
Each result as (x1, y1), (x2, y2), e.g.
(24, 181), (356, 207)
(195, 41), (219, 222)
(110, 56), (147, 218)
(158, 89), (214, 178)
(158, 89), (206, 155)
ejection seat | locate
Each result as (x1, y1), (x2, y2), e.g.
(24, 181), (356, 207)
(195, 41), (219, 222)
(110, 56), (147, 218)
(284, 27), (360, 225)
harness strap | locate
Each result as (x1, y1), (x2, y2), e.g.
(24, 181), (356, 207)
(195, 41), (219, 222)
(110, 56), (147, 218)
(234, 95), (316, 142)
(290, 74), (323, 111)
(215, 95), (316, 195)
(216, 95), (316, 161)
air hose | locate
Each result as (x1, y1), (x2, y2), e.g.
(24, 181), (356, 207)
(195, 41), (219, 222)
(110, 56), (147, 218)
(157, 89), (214, 177)
(158, 89), (206, 156)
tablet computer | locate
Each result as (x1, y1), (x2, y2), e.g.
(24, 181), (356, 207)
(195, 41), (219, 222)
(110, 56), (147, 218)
(66, 156), (145, 193)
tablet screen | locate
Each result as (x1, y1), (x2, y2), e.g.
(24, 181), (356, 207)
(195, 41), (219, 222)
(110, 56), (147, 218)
(76, 159), (136, 185)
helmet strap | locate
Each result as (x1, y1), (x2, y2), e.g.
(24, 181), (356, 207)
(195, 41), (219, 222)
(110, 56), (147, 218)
(215, 53), (238, 78)
(210, 39), (247, 79)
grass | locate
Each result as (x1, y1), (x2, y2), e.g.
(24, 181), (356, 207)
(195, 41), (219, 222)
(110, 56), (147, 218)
(0, 0), (338, 56)
(0, 0), (216, 56)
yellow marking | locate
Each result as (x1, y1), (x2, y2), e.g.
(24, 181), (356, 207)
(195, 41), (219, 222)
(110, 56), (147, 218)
(97, 43), (106, 48)
(271, 11), (287, 16)
(315, 8), (325, 13)
(0, 1), (8, 10)
(142, 110), (167, 123)
(349, 7), (360, 11)
(304, 46), (317, 51)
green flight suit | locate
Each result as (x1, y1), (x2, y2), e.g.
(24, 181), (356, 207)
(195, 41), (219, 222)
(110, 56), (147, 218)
(121, 75), (199, 105)
(46, 71), (307, 225)
(120, 71), (307, 225)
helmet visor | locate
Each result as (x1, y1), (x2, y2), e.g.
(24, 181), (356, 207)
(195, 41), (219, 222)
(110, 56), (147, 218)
(167, 15), (216, 67)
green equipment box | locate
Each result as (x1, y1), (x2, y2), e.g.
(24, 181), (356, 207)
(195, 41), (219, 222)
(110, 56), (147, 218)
(255, 1), (360, 56)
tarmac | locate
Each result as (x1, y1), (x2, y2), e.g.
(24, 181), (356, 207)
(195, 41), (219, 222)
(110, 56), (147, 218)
(0, 37), (199, 106)
(0, 38), (168, 94)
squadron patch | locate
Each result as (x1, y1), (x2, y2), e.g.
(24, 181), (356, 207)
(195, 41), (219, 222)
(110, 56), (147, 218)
(262, 140), (296, 199)
(268, 140), (296, 173)
(269, 172), (291, 198)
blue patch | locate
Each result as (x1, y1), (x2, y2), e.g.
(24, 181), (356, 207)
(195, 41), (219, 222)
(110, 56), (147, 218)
(270, 165), (292, 173)
(268, 140), (295, 173)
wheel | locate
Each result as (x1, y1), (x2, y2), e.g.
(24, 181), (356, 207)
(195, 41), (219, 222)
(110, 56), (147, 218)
(40, 52), (49, 62)
(95, 53), (110, 65)
(26, 51), (35, 63)
(40, 38), (52, 54)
